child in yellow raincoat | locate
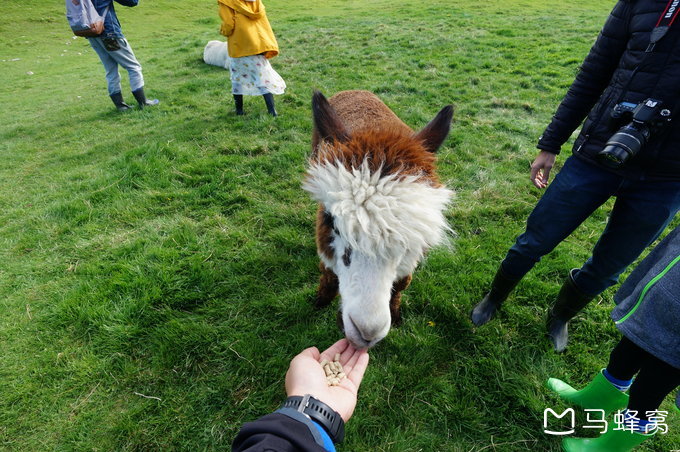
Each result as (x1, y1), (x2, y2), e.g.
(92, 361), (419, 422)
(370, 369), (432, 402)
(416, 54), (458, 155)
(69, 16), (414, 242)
(218, 0), (286, 116)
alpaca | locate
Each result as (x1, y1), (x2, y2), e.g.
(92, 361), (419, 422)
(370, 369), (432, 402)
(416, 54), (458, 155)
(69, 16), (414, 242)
(303, 90), (454, 348)
(203, 40), (230, 69)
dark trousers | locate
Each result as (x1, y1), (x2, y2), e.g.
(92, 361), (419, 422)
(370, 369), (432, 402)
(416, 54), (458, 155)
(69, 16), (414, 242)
(501, 156), (680, 296)
(607, 336), (680, 419)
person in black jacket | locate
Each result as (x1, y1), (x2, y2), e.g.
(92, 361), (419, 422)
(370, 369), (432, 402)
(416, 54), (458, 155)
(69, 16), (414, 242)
(471, 0), (680, 352)
(232, 339), (369, 451)
(87, 0), (159, 110)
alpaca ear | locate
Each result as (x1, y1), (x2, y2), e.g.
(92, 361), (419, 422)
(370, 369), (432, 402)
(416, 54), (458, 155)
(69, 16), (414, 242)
(414, 105), (454, 153)
(312, 91), (350, 147)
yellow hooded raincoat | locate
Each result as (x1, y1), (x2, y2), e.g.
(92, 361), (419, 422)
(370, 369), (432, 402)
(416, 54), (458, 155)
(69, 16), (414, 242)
(218, 0), (279, 59)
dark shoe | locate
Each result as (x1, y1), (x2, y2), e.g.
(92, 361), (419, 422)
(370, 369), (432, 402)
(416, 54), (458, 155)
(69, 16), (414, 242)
(471, 266), (521, 326)
(547, 269), (594, 352)
(233, 94), (244, 115)
(263, 93), (277, 116)
(110, 92), (132, 111)
(131, 87), (159, 108)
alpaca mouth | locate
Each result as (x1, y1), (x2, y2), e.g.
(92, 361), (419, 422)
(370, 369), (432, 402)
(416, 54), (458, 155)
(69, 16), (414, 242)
(343, 314), (377, 350)
(338, 311), (372, 349)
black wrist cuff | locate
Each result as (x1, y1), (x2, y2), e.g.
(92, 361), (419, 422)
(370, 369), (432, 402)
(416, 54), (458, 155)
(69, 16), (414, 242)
(281, 395), (345, 443)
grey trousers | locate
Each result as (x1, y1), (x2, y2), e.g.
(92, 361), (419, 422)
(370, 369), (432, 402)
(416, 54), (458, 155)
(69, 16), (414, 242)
(88, 37), (144, 95)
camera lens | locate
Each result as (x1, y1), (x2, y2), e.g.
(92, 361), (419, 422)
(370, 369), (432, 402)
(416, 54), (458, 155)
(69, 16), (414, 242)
(597, 125), (646, 168)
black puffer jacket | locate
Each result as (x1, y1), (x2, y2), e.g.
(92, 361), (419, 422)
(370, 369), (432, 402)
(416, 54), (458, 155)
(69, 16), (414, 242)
(538, 0), (680, 181)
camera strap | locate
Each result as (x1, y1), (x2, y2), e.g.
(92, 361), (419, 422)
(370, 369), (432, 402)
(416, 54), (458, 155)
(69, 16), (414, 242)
(647, 0), (680, 52)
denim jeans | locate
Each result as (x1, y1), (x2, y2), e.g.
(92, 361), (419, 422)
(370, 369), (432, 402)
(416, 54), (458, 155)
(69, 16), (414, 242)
(88, 37), (144, 95)
(502, 156), (680, 296)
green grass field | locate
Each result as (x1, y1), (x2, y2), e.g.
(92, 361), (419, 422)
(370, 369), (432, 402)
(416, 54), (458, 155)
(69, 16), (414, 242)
(1, 0), (678, 450)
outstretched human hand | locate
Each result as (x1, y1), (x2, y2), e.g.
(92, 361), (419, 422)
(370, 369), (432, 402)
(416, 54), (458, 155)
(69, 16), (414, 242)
(285, 339), (369, 422)
(530, 150), (557, 189)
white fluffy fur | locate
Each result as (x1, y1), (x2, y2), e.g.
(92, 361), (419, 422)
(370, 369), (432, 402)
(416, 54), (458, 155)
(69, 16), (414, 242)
(304, 158), (453, 269)
(203, 40), (230, 69)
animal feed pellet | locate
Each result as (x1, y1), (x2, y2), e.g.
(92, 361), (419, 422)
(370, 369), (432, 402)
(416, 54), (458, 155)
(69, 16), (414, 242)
(320, 355), (346, 386)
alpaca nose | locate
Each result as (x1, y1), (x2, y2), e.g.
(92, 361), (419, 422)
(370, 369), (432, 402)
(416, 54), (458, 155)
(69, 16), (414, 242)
(349, 315), (388, 343)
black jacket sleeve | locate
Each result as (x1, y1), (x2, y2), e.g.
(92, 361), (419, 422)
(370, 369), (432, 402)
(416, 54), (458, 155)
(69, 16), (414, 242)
(537, 0), (632, 153)
(232, 413), (329, 452)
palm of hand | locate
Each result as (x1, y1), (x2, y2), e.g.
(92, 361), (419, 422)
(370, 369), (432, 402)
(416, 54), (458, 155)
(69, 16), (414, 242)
(285, 339), (369, 422)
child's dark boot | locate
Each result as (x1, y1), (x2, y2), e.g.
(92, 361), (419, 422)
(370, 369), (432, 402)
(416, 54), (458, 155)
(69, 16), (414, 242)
(234, 94), (244, 115)
(263, 93), (277, 116)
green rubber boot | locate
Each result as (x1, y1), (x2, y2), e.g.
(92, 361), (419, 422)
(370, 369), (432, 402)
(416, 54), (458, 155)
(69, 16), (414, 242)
(547, 370), (629, 415)
(562, 428), (653, 452)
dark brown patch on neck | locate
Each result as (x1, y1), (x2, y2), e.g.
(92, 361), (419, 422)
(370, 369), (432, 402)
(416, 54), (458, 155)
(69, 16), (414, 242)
(316, 206), (335, 261)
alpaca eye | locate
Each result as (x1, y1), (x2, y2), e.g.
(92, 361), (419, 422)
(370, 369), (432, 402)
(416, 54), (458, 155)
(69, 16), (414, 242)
(342, 247), (352, 267)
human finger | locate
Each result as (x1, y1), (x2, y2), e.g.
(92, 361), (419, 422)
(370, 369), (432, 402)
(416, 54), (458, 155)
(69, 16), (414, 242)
(346, 351), (369, 387)
(541, 166), (552, 185)
(531, 167), (543, 188)
(339, 341), (360, 364)
(320, 338), (350, 362)
(339, 345), (366, 373)
(297, 346), (321, 361)
(530, 161), (540, 185)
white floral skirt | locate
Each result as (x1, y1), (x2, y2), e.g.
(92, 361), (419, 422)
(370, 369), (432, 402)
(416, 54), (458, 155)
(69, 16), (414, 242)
(229, 54), (286, 96)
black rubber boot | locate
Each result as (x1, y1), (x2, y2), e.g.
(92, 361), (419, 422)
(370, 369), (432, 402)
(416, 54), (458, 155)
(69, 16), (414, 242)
(547, 269), (594, 353)
(263, 93), (277, 116)
(110, 91), (132, 111)
(131, 87), (159, 109)
(471, 266), (521, 326)
(233, 94), (244, 115)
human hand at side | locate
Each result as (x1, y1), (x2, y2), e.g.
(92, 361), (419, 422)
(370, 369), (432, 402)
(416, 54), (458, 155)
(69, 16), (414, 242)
(285, 339), (369, 422)
(530, 150), (557, 189)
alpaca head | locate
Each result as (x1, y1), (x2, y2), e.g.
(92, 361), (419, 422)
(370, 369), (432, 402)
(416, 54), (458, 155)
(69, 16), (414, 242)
(304, 92), (454, 348)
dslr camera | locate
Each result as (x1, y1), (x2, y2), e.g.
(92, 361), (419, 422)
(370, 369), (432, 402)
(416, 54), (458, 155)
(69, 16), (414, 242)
(597, 98), (672, 168)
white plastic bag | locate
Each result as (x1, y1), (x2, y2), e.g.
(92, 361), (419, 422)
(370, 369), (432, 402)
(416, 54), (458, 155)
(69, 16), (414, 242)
(65, 0), (108, 37)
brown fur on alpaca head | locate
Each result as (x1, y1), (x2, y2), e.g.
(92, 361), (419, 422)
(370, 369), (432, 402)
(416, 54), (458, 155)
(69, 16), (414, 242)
(304, 90), (454, 349)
